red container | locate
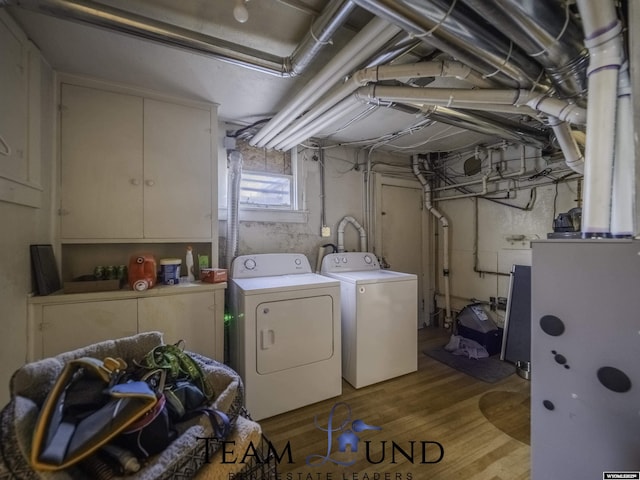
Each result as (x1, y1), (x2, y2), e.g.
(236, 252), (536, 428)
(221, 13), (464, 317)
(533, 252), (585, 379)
(200, 268), (227, 283)
(128, 254), (157, 291)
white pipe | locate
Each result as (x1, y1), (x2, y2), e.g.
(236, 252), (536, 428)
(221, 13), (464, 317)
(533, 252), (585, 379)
(611, 62), (636, 236)
(576, 0), (624, 236)
(267, 60), (492, 150)
(276, 96), (364, 151)
(548, 117), (585, 174)
(250, 17), (401, 147)
(337, 216), (367, 252)
(433, 176), (488, 202)
(355, 86), (587, 125)
(411, 156), (452, 328)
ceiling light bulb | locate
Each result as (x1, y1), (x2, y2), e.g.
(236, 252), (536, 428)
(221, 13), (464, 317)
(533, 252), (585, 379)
(233, 1), (249, 23)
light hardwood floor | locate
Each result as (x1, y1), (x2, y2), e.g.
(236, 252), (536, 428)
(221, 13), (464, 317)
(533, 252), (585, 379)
(258, 327), (531, 480)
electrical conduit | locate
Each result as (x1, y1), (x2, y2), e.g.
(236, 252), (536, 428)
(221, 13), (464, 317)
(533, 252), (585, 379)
(412, 156), (452, 328)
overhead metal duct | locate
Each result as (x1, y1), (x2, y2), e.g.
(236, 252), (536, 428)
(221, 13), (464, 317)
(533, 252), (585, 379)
(460, 0), (589, 102)
(352, 0), (546, 89)
(249, 18), (403, 147)
(3, 0), (354, 78)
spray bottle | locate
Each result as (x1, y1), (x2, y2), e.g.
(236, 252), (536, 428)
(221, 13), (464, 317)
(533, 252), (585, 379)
(186, 246), (195, 282)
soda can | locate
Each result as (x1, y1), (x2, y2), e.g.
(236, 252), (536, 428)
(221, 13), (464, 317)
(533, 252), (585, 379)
(117, 265), (127, 280)
(94, 266), (105, 280)
(105, 265), (116, 280)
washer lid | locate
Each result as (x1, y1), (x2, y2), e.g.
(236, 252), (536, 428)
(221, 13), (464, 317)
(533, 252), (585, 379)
(323, 269), (417, 285)
(232, 273), (339, 294)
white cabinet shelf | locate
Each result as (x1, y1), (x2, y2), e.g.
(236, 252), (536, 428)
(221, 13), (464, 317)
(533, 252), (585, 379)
(58, 81), (216, 242)
(28, 282), (226, 363)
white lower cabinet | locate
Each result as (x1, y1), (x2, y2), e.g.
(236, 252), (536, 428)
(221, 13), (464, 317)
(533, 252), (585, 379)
(28, 284), (225, 362)
(40, 299), (138, 358)
(138, 292), (217, 359)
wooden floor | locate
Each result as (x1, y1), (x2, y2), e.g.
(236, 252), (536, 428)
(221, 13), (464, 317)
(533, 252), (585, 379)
(258, 327), (531, 480)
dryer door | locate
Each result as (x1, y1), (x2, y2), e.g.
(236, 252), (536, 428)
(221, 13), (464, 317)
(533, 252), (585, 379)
(256, 295), (334, 374)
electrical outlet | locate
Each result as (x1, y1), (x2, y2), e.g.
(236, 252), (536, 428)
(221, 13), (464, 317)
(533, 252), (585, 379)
(321, 226), (331, 237)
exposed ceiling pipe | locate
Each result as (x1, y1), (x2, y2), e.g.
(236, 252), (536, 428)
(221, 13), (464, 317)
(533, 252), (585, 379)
(354, 85), (587, 125)
(3, 0), (353, 78)
(352, 0), (546, 89)
(575, 0), (624, 237)
(249, 18), (402, 147)
(266, 60), (493, 150)
(420, 106), (549, 148)
(289, 0), (357, 76)
(460, 0), (589, 102)
(548, 117), (585, 174)
(611, 62), (636, 237)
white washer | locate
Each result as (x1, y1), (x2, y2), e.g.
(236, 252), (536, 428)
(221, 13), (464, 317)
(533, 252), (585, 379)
(228, 253), (341, 420)
(321, 252), (417, 389)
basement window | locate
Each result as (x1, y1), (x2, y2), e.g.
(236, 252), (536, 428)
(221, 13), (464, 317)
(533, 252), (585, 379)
(240, 171), (292, 208)
(219, 136), (307, 223)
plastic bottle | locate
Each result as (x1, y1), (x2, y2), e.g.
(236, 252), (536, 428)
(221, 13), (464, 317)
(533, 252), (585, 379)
(186, 246), (195, 282)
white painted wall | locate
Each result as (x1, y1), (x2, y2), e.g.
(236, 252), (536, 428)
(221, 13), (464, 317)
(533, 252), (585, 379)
(0, 54), (53, 406)
(432, 145), (581, 325)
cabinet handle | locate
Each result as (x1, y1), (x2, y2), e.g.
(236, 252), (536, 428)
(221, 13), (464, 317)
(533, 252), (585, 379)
(145, 180), (155, 187)
(130, 179), (140, 186)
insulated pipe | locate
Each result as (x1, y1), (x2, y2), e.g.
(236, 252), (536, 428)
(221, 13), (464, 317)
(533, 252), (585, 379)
(575, 0), (624, 236)
(269, 60), (493, 150)
(289, 0), (357, 76)
(277, 96), (365, 151)
(411, 156), (452, 328)
(548, 117), (585, 174)
(460, 0), (588, 101)
(352, 0), (544, 89)
(250, 18), (402, 147)
(611, 63), (636, 237)
(3, 0), (352, 78)
(354, 85), (588, 125)
(226, 150), (243, 269)
(337, 216), (367, 253)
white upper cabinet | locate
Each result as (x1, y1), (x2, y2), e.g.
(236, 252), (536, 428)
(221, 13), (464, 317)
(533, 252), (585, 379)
(59, 81), (216, 241)
(60, 84), (144, 239)
(142, 98), (212, 239)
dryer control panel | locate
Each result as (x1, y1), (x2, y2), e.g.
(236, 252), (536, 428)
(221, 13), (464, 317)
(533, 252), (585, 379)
(321, 252), (380, 273)
(231, 253), (312, 278)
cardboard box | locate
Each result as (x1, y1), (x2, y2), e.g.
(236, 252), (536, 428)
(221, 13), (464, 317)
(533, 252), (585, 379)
(200, 268), (227, 283)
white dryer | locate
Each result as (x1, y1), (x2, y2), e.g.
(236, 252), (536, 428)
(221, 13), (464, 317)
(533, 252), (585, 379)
(228, 253), (341, 420)
(321, 252), (417, 389)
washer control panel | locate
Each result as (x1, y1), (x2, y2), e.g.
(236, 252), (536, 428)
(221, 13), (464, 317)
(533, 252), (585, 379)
(231, 253), (312, 278)
(321, 252), (380, 273)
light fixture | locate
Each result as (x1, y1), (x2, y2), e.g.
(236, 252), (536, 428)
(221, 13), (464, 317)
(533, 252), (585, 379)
(233, 0), (249, 23)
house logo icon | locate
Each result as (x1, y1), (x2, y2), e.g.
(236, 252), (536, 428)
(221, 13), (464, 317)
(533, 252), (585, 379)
(306, 402), (381, 466)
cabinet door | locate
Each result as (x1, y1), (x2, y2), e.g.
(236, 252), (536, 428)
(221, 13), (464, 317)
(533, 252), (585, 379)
(138, 292), (217, 359)
(60, 84), (144, 239)
(0, 14), (27, 183)
(40, 299), (138, 358)
(143, 99), (212, 239)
